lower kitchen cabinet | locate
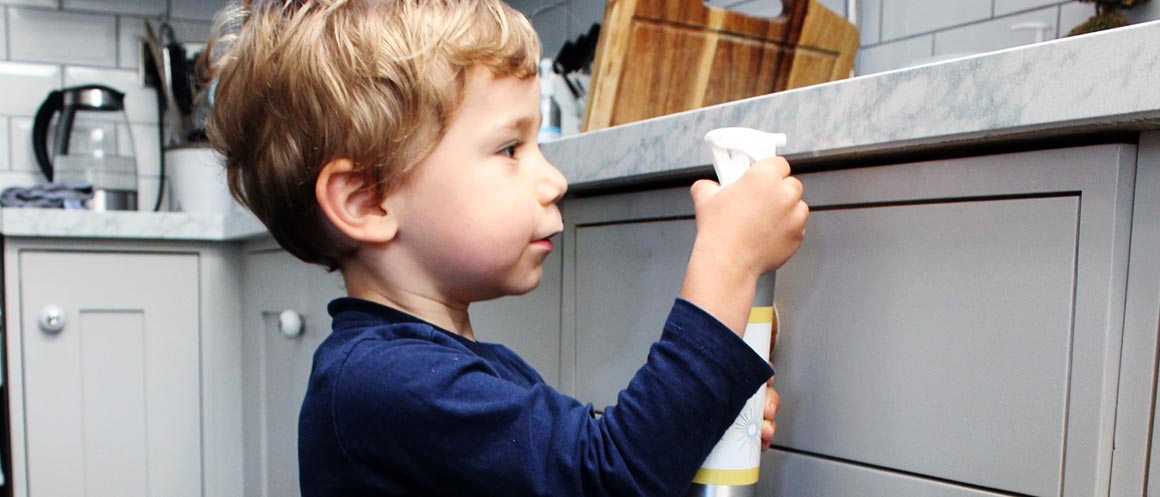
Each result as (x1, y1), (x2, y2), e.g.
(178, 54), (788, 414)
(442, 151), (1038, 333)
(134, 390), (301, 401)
(240, 239), (345, 497)
(560, 143), (1147, 496)
(2, 239), (244, 497)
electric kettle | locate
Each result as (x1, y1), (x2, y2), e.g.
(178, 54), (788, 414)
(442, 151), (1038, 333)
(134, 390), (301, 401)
(33, 84), (139, 211)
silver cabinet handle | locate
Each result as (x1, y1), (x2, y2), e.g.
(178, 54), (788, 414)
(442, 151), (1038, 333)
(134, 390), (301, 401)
(39, 305), (66, 334)
(278, 310), (304, 339)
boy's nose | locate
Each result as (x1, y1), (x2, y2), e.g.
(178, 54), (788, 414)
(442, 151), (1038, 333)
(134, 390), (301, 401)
(538, 158), (568, 205)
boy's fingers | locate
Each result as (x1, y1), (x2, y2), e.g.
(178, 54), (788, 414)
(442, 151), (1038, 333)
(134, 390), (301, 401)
(761, 420), (775, 449)
(689, 179), (720, 205)
(753, 156), (791, 178)
(765, 386), (780, 419)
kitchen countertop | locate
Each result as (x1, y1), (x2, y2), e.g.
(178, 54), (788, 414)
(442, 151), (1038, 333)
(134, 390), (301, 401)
(3, 19), (1157, 241)
(541, 19), (1160, 190)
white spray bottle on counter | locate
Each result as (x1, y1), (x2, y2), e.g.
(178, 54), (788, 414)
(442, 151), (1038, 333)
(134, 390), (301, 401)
(686, 127), (787, 497)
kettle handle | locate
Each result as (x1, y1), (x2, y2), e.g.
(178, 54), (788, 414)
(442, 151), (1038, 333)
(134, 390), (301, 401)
(32, 89), (63, 182)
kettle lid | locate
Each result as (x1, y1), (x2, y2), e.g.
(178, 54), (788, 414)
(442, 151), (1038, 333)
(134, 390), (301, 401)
(61, 84), (125, 111)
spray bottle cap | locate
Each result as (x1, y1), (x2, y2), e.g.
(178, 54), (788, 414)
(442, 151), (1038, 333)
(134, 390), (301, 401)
(704, 127), (787, 186)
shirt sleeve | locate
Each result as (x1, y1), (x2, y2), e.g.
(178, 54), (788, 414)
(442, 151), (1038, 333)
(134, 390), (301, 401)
(331, 298), (774, 497)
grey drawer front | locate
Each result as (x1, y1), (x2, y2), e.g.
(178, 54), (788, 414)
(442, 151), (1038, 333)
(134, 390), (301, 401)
(773, 196), (1077, 496)
(760, 450), (1012, 497)
(561, 144), (1136, 497)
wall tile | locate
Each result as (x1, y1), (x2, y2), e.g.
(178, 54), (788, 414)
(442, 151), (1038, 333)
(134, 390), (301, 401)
(818, 0), (846, 19)
(5, 0), (58, 7)
(64, 66), (159, 124)
(0, 118), (10, 170)
(0, 61), (62, 116)
(880, 0), (990, 40)
(1059, 2), (1095, 36)
(566, 0), (606, 40)
(1126, 2), (1160, 24)
(119, 16), (147, 69)
(1, 9), (8, 61)
(524, 3), (570, 65)
(859, 0), (882, 45)
(727, 0), (784, 18)
(0, 171), (48, 194)
(171, 0), (229, 22)
(9, 8), (118, 67)
(10, 117), (43, 179)
(995, 0), (1063, 16)
(934, 8), (1059, 56)
(64, 0), (165, 16)
(855, 33), (932, 74)
(168, 18), (213, 46)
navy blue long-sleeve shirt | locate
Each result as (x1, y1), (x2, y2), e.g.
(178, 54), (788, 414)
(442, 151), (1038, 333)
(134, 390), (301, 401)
(299, 297), (773, 497)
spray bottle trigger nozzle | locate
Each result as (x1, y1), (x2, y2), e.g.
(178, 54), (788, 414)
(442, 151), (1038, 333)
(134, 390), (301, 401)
(704, 127), (788, 187)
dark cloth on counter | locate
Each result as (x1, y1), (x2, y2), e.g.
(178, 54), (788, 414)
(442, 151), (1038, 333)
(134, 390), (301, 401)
(0, 180), (93, 209)
(298, 297), (773, 497)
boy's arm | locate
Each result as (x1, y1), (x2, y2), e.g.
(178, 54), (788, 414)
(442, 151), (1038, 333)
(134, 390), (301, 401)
(326, 302), (771, 497)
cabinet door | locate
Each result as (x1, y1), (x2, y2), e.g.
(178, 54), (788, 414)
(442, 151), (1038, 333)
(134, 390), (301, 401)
(20, 251), (201, 497)
(241, 245), (344, 497)
(561, 144), (1136, 496)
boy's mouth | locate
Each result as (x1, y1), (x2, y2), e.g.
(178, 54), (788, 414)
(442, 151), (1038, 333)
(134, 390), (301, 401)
(532, 232), (561, 251)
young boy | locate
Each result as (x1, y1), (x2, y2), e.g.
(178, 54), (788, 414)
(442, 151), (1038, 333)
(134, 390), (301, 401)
(207, 1), (808, 495)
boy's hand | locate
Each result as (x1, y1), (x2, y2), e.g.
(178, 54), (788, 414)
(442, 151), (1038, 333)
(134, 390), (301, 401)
(680, 157), (808, 334)
(761, 376), (780, 450)
(690, 157), (807, 276)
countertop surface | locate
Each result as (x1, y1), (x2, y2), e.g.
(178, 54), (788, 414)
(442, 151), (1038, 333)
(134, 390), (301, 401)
(541, 19), (1160, 189)
(3, 20), (1157, 241)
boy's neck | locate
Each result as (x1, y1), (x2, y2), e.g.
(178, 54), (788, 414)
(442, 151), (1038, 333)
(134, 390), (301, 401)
(340, 270), (476, 341)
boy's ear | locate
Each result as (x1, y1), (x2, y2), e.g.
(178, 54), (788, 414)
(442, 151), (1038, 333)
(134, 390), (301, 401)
(315, 159), (399, 243)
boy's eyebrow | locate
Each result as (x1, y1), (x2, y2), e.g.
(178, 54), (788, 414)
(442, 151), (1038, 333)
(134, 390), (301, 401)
(498, 115), (537, 131)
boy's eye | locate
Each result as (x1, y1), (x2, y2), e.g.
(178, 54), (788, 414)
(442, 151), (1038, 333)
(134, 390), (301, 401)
(499, 143), (519, 158)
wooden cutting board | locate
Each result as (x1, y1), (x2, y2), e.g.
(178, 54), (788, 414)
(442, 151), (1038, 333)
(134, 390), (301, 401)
(583, 0), (859, 132)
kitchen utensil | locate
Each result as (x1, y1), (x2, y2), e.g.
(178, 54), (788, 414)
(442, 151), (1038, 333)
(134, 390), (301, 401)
(32, 84), (139, 211)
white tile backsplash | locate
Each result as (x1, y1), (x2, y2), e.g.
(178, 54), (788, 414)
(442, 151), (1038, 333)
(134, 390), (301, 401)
(0, 61), (62, 116)
(1059, 2), (1097, 36)
(727, 0), (783, 18)
(0, 118), (10, 170)
(171, 0), (227, 22)
(1, 9), (8, 60)
(934, 8), (1059, 56)
(63, 0), (165, 16)
(859, 0), (882, 45)
(64, 66), (159, 124)
(994, 0), (1062, 17)
(118, 16), (147, 69)
(167, 18), (213, 46)
(10, 117), (43, 178)
(856, 33), (933, 74)
(9, 7), (118, 67)
(4, 0), (58, 7)
(880, 0), (991, 40)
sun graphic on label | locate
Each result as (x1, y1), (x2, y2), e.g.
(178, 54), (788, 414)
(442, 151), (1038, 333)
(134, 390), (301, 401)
(730, 396), (762, 457)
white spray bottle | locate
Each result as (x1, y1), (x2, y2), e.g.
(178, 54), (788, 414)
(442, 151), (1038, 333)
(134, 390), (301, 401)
(685, 127), (787, 497)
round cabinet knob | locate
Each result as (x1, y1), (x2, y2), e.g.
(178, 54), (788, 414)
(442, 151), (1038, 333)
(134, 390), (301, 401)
(278, 310), (304, 338)
(39, 305), (66, 334)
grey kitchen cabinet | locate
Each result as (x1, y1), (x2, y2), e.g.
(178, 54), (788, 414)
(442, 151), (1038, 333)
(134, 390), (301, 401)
(559, 143), (1144, 496)
(240, 238), (345, 497)
(2, 238), (245, 497)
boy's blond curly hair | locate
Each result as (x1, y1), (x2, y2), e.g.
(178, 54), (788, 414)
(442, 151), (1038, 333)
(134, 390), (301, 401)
(205, 0), (540, 269)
